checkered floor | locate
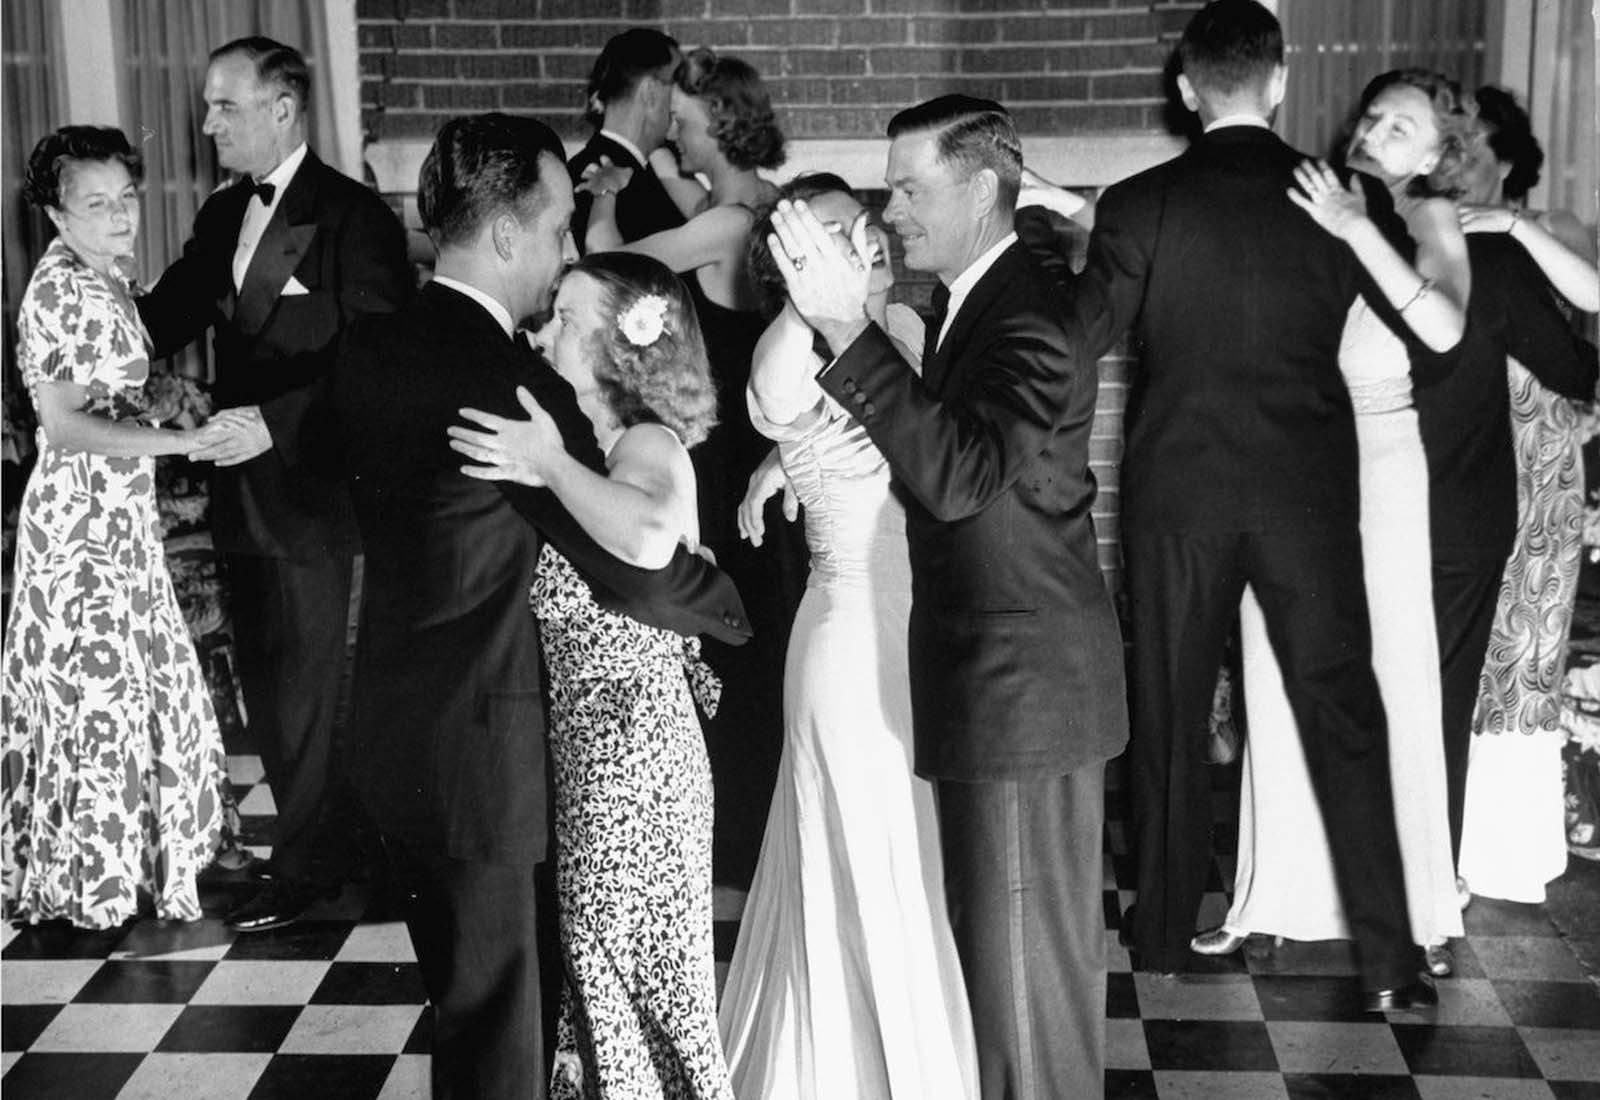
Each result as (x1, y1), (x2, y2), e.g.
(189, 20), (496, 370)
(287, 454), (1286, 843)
(4, 756), (1600, 1100)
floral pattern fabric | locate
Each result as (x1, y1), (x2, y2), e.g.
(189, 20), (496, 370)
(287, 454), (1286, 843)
(1, 238), (230, 930)
(532, 544), (731, 1100)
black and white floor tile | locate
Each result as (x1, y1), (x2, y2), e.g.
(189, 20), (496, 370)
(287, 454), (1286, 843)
(4, 754), (1600, 1099)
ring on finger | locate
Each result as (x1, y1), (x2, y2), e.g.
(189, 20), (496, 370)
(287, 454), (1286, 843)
(791, 253), (807, 272)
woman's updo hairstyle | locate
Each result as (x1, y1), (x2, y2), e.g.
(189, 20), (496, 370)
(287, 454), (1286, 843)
(573, 252), (718, 448)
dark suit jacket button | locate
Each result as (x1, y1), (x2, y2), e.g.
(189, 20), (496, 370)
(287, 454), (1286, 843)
(863, 401), (875, 415)
(843, 379), (858, 393)
(722, 611), (743, 627)
(853, 392), (867, 405)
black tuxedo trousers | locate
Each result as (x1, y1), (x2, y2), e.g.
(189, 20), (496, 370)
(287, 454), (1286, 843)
(1123, 525), (1418, 989)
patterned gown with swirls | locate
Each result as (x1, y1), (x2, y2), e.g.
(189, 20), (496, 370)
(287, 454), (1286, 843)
(1, 238), (230, 930)
(533, 544), (733, 1100)
(1460, 358), (1587, 901)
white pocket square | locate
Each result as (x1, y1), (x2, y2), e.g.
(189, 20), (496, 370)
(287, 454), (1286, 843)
(281, 275), (310, 297)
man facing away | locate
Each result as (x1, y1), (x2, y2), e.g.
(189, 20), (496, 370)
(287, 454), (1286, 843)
(768, 95), (1128, 1100)
(333, 112), (748, 1100)
(138, 36), (411, 932)
(1066, 0), (1433, 1008)
(568, 28), (687, 253)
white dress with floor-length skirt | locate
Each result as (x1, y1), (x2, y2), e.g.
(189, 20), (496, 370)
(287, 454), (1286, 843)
(1226, 298), (1463, 948)
(718, 306), (978, 1100)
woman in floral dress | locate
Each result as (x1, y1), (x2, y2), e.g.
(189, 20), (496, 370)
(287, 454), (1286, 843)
(2, 126), (231, 930)
(448, 252), (730, 1100)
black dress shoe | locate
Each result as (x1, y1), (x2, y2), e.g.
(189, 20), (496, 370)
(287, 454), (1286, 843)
(225, 883), (316, 933)
(1362, 974), (1439, 1013)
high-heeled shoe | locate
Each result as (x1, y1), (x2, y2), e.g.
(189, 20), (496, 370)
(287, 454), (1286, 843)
(1190, 926), (1248, 955)
(1424, 942), (1454, 977)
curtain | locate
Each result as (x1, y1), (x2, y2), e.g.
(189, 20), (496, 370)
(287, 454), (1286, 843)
(2, 0), (64, 469)
(1527, 0), (1596, 230)
(1277, 0), (1489, 157)
(118, 0), (341, 379)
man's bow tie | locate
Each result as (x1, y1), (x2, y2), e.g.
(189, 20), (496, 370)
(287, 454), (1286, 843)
(239, 177), (276, 205)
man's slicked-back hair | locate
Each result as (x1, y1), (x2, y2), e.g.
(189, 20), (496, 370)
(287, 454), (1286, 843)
(584, 29), (681, 129)
(887, 94), (1023, 213)
(210, 36), (312, 114)
(1177, 0), (1283, 98)
(417, 113), (567, 249)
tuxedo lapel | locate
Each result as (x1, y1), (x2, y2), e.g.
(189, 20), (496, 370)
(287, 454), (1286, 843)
(926, 242), (1024, 394)
(214, 184), (253, 325)
(235, 157), (321, 335)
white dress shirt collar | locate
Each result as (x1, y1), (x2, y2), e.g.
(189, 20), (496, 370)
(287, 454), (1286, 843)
(937, 231), (1019, 350)
(599, 129), (648, 169)
(431, 275), (516, 339)
(1204, 113), (1272, 133)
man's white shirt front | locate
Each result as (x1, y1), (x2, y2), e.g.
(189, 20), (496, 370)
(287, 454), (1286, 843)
(232, 141), (310, 293)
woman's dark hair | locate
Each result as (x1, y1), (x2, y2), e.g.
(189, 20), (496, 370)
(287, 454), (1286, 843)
(572, 252), (718, 447)
(747, 172), (854, 320)
(23, 125), (144, 209)
(1345, 68), (1479, 200)
(674, 48), (786, 172)
(584, 29), (680, 129)
(1474, 85), (1543, 201)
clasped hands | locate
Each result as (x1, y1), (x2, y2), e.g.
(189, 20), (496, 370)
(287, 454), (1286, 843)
(767, 199), (875, 357)
(447, 385), (565, 488)
(187, 405), (271, 466)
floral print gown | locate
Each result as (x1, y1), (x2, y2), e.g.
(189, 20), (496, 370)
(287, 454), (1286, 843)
(532, 544), (732, 1100)
(2, 238), (229, 929)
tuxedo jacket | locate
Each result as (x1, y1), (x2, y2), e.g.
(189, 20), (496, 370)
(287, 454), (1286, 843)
(568, 132), (686, 253)
(1412, 234), (1598, 564)
(1069, 125), (1404, 538)
(333, 281), (751, 865)
(139, 151), (411, 560)
(819, 241), (1128, 780)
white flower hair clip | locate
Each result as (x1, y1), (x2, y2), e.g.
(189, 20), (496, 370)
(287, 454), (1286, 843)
(619, 294), (670, 347)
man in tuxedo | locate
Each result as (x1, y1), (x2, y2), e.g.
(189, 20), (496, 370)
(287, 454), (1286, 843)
(333, 112), (749, 1100)
(768, 96), (1128, 1100)
(569, 28), (686, 252)
(138, 36), (411, 931)
(1065, 0), (1428, 1007)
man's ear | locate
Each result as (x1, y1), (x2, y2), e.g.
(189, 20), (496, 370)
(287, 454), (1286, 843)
(1176, 72), (1201, 114)
(970, 166), (1000, 218)
(491, 212), (518, 261)
(272, 91), (296, 130)
(1266, 63), (1288, 111)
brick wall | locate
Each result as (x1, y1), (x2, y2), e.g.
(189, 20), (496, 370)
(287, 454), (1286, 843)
(354, 0), (1196, 591)
(357, 0), (1202, 146)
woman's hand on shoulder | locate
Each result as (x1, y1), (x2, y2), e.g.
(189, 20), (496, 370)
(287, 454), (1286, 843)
(1288, 159), (1370, 240)
(1457, 202), (1517, 235)
(577, 158), (634, 199)
(448, 385), (566, 487)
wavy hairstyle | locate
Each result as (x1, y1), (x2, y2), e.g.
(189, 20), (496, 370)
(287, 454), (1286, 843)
(1346, 68), (1479, 200)
(23, 125), (144, 210)
(747, 172), (854, 321)
(1474, 85), (1543, 202)
(674, 47), (786, 172)
(573, 252), (718, 448)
